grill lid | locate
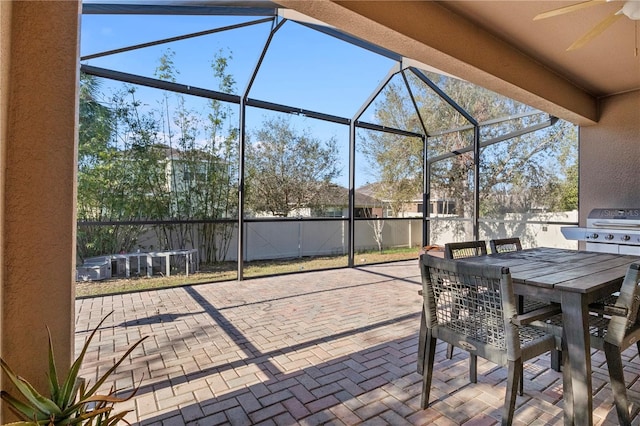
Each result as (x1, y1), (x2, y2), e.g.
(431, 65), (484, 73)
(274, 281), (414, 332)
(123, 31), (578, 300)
(587, 208), (640, 226)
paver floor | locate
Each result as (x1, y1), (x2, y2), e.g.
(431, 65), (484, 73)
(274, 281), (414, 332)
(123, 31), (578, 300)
(75, 260), (640, 425)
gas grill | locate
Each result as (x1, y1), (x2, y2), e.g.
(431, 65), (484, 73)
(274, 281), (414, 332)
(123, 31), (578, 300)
(561, 208), (640, 255)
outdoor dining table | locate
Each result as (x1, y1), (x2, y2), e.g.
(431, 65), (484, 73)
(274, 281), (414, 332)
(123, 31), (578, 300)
(454, 246), (639, 426)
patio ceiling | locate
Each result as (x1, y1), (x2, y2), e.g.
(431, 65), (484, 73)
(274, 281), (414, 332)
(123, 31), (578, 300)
(437, 0), (640, 98)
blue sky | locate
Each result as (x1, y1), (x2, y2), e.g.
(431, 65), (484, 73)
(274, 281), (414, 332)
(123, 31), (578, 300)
(80, 12), (401, 187)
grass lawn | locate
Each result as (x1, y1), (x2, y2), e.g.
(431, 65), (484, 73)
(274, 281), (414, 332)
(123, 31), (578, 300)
(75, 247), (419, 298)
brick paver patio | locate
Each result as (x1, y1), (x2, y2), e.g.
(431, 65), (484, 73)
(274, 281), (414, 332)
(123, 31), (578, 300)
(75, 260), (639, 425)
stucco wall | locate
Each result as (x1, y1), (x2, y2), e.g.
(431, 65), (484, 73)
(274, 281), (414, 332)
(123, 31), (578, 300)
(1, 2), (80, 421)
(0, 0), (10, 410)
(579, 90), (640, 227)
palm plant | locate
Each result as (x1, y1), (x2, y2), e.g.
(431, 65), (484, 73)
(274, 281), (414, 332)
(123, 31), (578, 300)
(1, 312), (147, 425)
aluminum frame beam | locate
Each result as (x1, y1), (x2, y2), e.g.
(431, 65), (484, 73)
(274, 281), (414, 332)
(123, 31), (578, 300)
(81, 18), (274, 61)
(83, 2), (278, 16)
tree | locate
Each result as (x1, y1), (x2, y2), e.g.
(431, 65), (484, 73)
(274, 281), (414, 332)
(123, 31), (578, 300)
(77, 47), (241, 266)
(358, 69), (578, 241)
(560, 163), (578, 210)
(152, 48), (200, 252)
(363, 205), (385, 251)
(76, 73), (148, 262)
(245, 117), (341, 217)
(196, 49), (239, 263)
(139, 48), (240, 263)
(416, 71), (577, 219)
(358, 81), (424, 218)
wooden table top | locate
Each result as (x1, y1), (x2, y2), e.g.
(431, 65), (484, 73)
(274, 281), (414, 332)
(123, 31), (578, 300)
(456, 247), (640, 294)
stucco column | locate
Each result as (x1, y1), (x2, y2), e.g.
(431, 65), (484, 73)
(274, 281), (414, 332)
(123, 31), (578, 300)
(1, 1), (80, 420)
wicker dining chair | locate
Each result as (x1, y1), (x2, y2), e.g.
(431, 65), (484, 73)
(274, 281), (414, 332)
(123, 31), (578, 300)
(444, 240), (488, 259)
(490, 237), (522, 254)
(417, 241), (488, 375)
(443, 241), (487, 362)
(489, 238), (550, 313)
(418, 255), (559, 425)
(489, 237), (562, 372)
(588, 272), (624, 317)
(541, 263), (640, 426)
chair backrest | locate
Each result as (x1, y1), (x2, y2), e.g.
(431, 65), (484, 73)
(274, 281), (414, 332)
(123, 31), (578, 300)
(444, 240), (487, 259)
(490, 237), (522, 254)
(605, 263), (640, 345)
(420, 254), (519, 362)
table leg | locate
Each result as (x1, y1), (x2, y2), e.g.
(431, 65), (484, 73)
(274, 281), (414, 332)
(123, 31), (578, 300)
(561, 291), (592, 426)
(551, 348), (561, 372)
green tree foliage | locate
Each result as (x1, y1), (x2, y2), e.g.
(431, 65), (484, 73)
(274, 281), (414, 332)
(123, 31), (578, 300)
(479, 118), (578, 217)
(245, 117), (341, 217)
(359, 70), (578, 237)
(198, 50), (239, 263)
(77, 74), (148, 262)
(77, 49), (240, 265)
(153, 48), (199, 251)
(358, 80), (424, 217)
(556, 163), (578, 211)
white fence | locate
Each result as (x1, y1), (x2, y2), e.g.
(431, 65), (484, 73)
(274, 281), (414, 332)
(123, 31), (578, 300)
(430, 210), (579, 250)
(108, 211), (578, 264)
(243, 219), (423, 261)
(128, 219), (423, 262)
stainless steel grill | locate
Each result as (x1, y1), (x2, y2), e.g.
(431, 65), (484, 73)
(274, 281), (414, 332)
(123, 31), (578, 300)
(561, 208), (640, 255)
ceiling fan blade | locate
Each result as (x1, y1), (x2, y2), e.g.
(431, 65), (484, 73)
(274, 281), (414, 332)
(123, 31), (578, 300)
(567, 11), (623, 50)
(534, 0), (606, 20)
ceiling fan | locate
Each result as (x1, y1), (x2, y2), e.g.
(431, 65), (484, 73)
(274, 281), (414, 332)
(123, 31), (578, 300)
(534, 0), (640, 51)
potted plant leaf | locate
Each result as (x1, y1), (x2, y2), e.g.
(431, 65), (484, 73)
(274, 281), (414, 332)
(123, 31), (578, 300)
(1, 312), (147, 425)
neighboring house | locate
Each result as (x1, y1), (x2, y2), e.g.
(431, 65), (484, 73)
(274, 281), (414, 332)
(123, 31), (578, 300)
(161, 146), (208, 194)
(249, 184), (384, 218)
(312, 184), (383, 218)
(427, 195), (457, 216)
(357, 182), (457, 218)
(162, 147), (470, 220)
(158, 145), (236, 218)
(158, 147), (384, 220)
